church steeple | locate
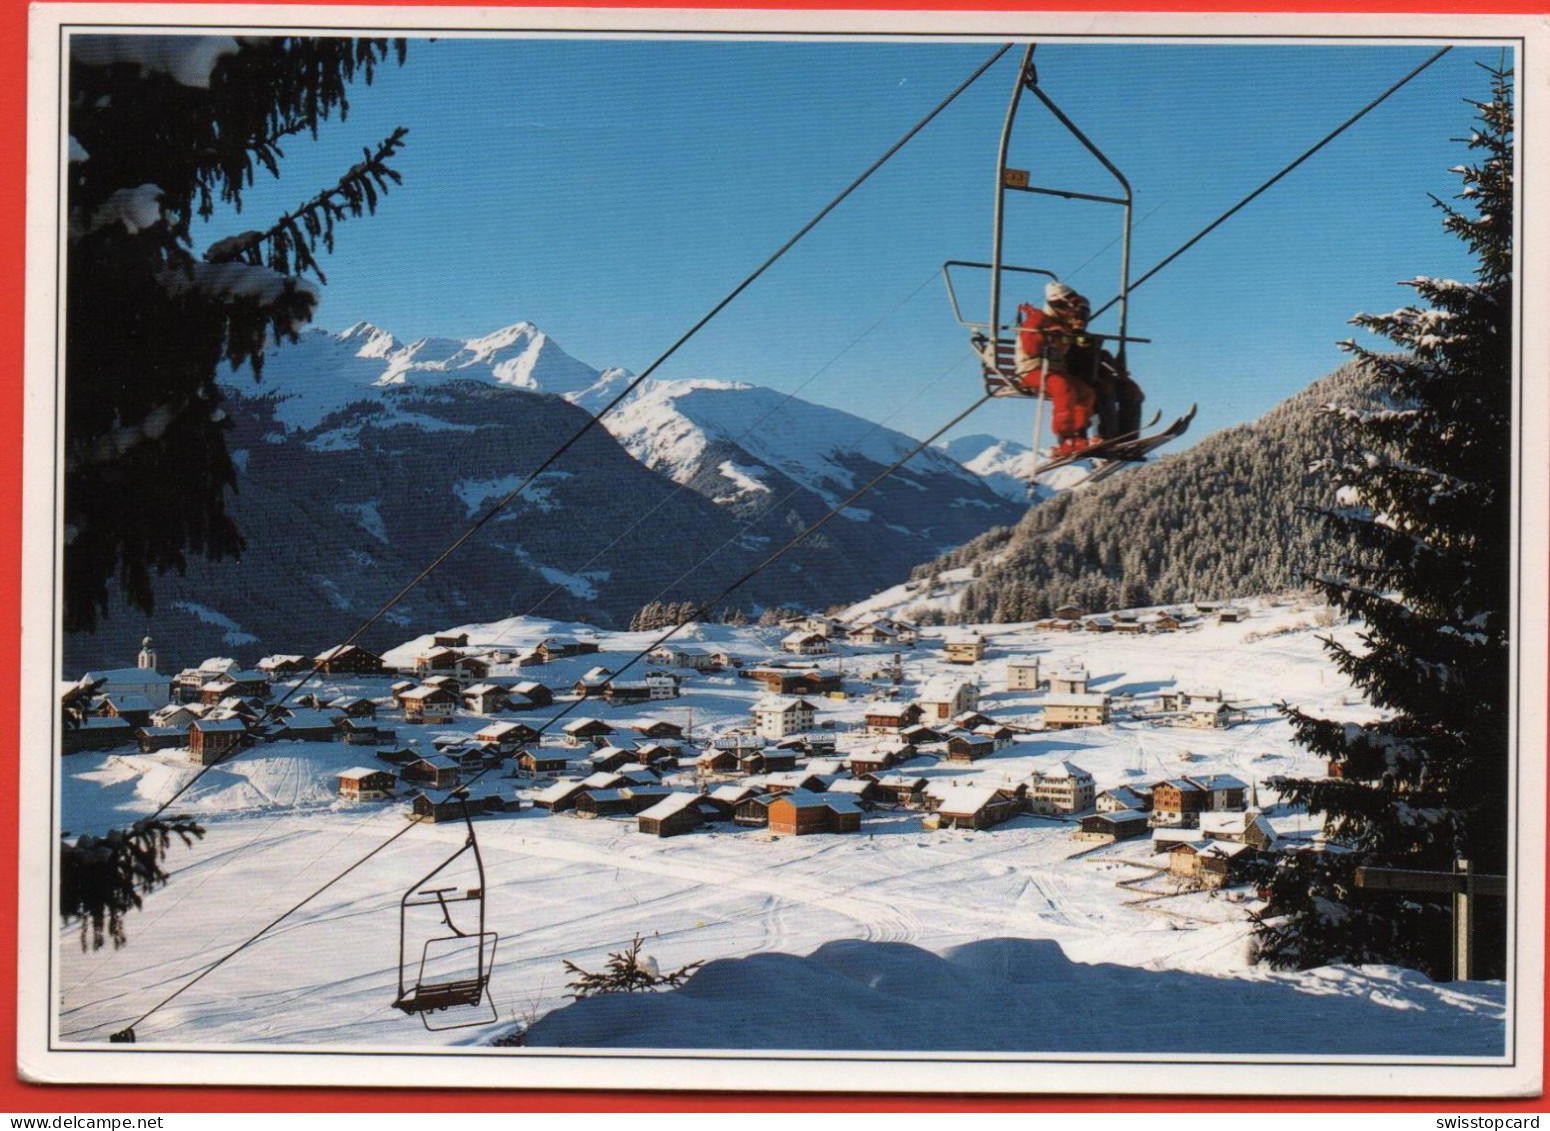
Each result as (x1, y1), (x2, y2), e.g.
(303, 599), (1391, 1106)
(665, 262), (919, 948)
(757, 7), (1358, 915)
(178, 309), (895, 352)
(137, 635), (157, 672)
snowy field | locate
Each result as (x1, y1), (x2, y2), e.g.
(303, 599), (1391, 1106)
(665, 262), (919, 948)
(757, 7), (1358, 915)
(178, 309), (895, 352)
(55, 598), (1507, 1056)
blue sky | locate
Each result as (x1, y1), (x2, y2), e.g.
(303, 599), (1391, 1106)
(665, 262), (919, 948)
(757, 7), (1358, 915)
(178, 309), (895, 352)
(206, 37), (1510, 448)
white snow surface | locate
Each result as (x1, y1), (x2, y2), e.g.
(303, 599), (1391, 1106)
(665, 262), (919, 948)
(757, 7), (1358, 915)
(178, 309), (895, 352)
(57, 597), (1505, 1056)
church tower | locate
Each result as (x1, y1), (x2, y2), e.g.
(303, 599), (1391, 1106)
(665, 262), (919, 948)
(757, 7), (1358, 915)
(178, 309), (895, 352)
(137, 635), (157, 672)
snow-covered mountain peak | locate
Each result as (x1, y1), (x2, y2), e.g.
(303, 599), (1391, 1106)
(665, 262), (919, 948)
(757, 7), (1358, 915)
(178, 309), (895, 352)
(336, 321), (398, 359)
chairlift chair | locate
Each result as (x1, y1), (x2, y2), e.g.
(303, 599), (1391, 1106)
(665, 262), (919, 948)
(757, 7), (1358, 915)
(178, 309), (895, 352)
(392, 792), (498, 1030)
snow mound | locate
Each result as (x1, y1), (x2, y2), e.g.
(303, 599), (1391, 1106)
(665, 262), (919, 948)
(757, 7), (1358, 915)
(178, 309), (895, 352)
(525, 937), (1505, 1056)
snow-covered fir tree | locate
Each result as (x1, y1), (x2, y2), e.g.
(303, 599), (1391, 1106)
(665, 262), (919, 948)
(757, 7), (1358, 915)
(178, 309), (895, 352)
(1254, 64), (1514, 979)
(65, 36), (407, 632)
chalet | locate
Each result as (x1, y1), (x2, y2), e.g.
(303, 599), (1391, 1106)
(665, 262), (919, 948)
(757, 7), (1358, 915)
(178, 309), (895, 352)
(972, 724), (1017, 750)
(945, 734), (995, 764)
(924, 785), (1025, 831)
(942, 631), (985, 664)
(99, 693), (155, 728)
(603, 680), (653, 705)
(414, 646), (463, 676)
(846, 621), (901, 646)
(274, 708), (343, 742)
(824, 778), (884, 806)
(433, 633), (470, 649)
(776, 733), (837, 757)
(588, 746), (638, 773)
(696, 748), (741, 775)
(767, 791), (862, 836)
(189, 718), (250, 765)
(1077, 810), (1151, 842)
(1167, 839), (1257, 888)
(734, 794), (776, 827)
(897, 724), (941, 748)
(462, 684), (510, 715)
(1186, 702), (1233, 729)
(574, 785), (674, 818)
(62, 716), (135, 754)
(1042, 692), (1110, 730)
(422, 675), (463, 696)
(951, 710), (1000, 732)
(1053, 604), (1084, 621)
(1096, 785), (1153, 813)
(455, 658), (492, 685)
(1217, 606), (1251, 624)
(1197, 773), (1250, 811)
(864, 702), (922, 735)
(1145, 613), (1182, 633)
(390, 680), (417, 704)
(1113, 619), (1146, 635)
(1082, 615), (1116, 634)
(847, 742), (912, 777)
(649, 646), (717, 671)
(634, 742), (681, 768)
(1028, 762), (1096, 815)
(1200, 809), (1278, 850)
(637, 793), (706, 838)
(760, 771), (828, 796)
(509, 680), (553, 708)
(401, 685), (458, 724)
(538, 636), (600, 662)
(869, 773), (929, 807)
(752, 696), (816, 740)
(916, 677), (980, 722)
(400, 754), (462, 791)
(561, 718), (615, 747)
(781, 631), (832, 656)
(517, 749), (569, 776)
(533, 774), (624, 813)
(741, 666), (843, 696)
(644, 671), (681, 700)
(475, 720), (536, 750)
(313, 645), (386, 676)
(1005, 657), (1042, 692)
(173, 661), (231, 701)
(198, 670), (272, 706)
(704, 783), (760, 819)
(374, 747), (422, 767)
(328, 696), (378, 719)
(632, 718), (685, 741)
(337, 767), (395, 801)
(787, 614), (843, 639)
(443, 743), (504, 774)
(149, 703), (198, 729)
(336, 717), (385, 746)
(1150, 778), (1210, 827)
(409, 791), (510, 824)
(1160, 688), (1224, 713)
(738, 748), (799, 776)
(257, 654), (308, 675)
(1047, 666), (1090, 695)
(134, 725), (186, 753)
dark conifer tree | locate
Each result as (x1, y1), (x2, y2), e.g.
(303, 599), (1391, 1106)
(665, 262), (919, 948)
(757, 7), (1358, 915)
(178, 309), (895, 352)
(65, 35), (407, 632)
(1254, 65), (1514, 978)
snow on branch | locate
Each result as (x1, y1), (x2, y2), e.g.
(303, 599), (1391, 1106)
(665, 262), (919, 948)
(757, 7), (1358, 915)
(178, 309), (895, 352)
(71, 34), (239, 89)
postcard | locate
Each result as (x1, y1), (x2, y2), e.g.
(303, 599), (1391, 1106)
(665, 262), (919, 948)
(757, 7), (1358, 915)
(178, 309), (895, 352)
(19, 3), (1546, 1097)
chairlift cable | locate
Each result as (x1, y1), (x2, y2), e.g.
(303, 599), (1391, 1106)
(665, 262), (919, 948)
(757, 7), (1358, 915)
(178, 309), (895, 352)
(135, 43), (1013, 824)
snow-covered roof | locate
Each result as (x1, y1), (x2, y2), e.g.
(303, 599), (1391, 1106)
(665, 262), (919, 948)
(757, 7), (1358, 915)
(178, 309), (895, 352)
(927, 786), (1007, 816)
(463, 683), (506, 696)
(710, 784), (759, 803)
(102, 693), (154, 711)
(1043, 693), (1107, 708)
(401, 686), (455, 701)
(1005, 656), (1041, 668)
(193, 718), (247, 733)
(534, 780), (587, 804)
(1034, 761), (1092, 782)
(477, 721), (526, 737)
(753, 695), (812, 713)
(581, 771), (626, 789)
(637, 792), (703, 821)
(919, 677), (972, 700)
(1090, 809), (1149, 825)
(1199, 774), (1249, 791)
(944, 631), (984, 646)
(563, 717), (613, 734)
(338, 767), (388, 781)
(871, 773), (927, 788)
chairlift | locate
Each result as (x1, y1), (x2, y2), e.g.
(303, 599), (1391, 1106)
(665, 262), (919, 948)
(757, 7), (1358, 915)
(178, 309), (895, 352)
(942, 44), (1153, 461)
(392, 791), (498, 1031)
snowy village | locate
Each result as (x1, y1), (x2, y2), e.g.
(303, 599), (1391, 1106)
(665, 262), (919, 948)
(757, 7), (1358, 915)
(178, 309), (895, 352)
(36, 20), (1528, 1093)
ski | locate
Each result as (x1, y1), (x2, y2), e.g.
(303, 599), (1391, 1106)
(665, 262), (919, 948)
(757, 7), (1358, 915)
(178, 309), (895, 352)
(1031, 409), (1164, 476)
(1076, 404), (1198, 486)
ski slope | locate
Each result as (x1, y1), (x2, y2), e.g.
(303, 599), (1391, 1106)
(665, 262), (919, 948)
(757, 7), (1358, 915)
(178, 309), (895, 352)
(55, 598), (1507, 1056)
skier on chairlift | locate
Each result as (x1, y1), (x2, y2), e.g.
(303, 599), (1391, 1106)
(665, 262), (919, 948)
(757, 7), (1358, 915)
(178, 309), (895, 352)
(1014, 281), (1146, 454)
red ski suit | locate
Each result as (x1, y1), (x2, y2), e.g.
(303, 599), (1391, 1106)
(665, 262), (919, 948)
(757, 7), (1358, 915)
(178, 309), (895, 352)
(1014, 302), (1095, 443)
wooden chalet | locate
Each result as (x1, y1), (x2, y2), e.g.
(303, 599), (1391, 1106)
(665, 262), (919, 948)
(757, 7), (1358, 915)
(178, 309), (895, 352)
(477, 720), (541, 749)
(781, 630), (833, 656)
(517, 748), (569, 776)
(422, 674), (463, 696)
(824, 778), (884, 806)
(414, 646), (463, 675)
(572, 667), (614, 697)
(336, 717), (385, 746)
(1096, 785), (1153, 813)
(696, 748), (741, 775)
(766, 791), (862, 836)
(410, 791), (510, 823)
(869, 773), (929, 807)
(603, 680), (653, 705)
(135, 725), (186, 753)
(1197, 774), (1249, 811)
(1167, 839), (1257, 888)
(633, 742), (681, 768)
(733, 794), (776, 827)
(433, 633), (470, 649)
(98, 693), (155, 728)
(847, 742), (910, 777)
(760, 771), (827, 796)
(1053, 604), (1084, 621)
(588, 745), (638, 773)
(314, 645), (386, 676)
(741, 667), (843, 696)
(1150, 778), (1210, 826)
(632, 718), (685, 740)
(924, 785), (1025, 831)
(189, 718), (250, 765)
(63, 717), (135, 754)
(972, 724), (1017, 750)
(198, 670), (272, 706)
(401, 685), (458, 724)
(337, 767), (395, 800)
(561, 718), (615, 747)
(454, 655), (491, 680)
(636, 792), (706, 838)
(538, 636), (601, 662)
(400, 754), (462, 791)
(273, 708), (343, 742)
(573, 784), (673, 819)
(702, 783), (759, 819)
(374, 747), (421, 767)
(945, 734), (995, 764)
(327, 696), (378, 719)
(462, 683), (510, 715)
(864, 702), (922, 735)
(1077, 810), (1151, 842)
(257, 654), (308, 675)
(507, 680), (552, 708)
(1199, 809), (1276, 849)
(737, 748), (799, 775)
